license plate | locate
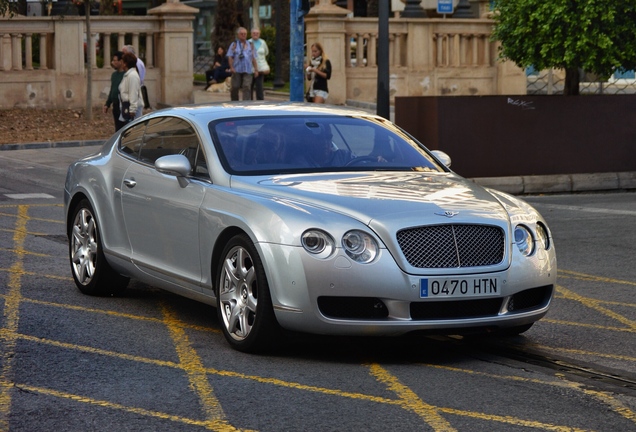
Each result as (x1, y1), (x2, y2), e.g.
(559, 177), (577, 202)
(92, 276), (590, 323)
(420, 277), (500, 298)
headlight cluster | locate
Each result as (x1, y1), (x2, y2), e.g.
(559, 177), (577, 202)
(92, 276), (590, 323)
(301, 230), (335, 259)
(514, 223), (551, 256)
(301, 229), (379, 263)
(342, 230), (379, 263)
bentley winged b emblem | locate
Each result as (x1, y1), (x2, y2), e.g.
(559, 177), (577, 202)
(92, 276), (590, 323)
(435, 210), (459, 218)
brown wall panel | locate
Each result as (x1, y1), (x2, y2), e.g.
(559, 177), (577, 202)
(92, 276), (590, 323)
(395, 95), (636, 178)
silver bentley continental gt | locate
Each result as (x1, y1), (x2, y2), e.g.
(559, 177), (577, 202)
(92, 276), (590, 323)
(64, 103), (556, 352)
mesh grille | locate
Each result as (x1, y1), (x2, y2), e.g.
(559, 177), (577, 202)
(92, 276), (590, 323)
(410, 298), (503, 320)
(508, 285), (553, 312)
(397, 225), (504, 268)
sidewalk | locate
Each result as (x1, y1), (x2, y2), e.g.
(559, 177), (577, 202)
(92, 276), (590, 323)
(1, 90), (634, 196)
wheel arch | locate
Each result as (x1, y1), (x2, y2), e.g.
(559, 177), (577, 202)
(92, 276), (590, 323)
(66, 192), (91, 238)
(210, 226), (250, 295)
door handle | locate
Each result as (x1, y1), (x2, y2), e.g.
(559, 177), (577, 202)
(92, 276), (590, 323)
(123, 178), (137, 188)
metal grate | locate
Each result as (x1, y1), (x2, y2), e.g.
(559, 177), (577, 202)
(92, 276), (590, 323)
(396, 225), (504, 268)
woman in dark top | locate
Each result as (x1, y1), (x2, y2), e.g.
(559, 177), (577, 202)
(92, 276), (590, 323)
(306, 42), (331, 104)
(205, 46), (231, 89)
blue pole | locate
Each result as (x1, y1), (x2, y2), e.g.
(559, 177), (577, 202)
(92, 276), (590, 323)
(290, 0), (305, 102)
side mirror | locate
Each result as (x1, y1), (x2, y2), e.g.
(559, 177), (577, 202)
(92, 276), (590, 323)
(156, 154), (191, 177)
(431, 150), (451, 168)
(155, 154), (192, 187)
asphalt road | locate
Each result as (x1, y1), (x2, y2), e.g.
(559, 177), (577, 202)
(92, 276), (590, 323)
(0, 146), (635, 431)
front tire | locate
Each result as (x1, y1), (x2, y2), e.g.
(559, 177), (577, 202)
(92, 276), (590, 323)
(216, 234), (279, 353)
(69, 199), (129, 296)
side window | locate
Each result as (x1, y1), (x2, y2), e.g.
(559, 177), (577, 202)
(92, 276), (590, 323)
(119, 122), (147, 158)
(140, 117), (203, 173)
(192, 147), (209, 179)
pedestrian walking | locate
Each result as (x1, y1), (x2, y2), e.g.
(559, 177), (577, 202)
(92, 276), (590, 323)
(249, 28), (270, 100)
(103, 51), (126, 131)
(119, 52), (143, 124)
(227, 27), (259, 101)
(122, 44), (149, 110)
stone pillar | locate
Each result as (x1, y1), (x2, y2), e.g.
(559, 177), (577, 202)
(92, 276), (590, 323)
(475, 0), (492, 18)
(304, 0), (350, 105)
(148, 0), (198, 106)
(53, 18), (88, 107)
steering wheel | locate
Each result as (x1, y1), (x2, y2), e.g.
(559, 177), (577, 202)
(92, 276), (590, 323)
(345, 156), (379, 167)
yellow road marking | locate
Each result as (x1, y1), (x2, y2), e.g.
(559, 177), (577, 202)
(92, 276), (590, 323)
(0, 227), (53, 237)
(553, 294), (636, 309)
(556, 285), (636, 329)
(543, 318), (636, 334)
(4, 295), (220, 334)
(1, 329), (588, 430)
(436, 407), (591, 432)
(530, 344), (636, 363)
(0, 247), (53, 258)
(0, 205), (28, 430)
(7, 381), (241, 431)
(428, 364), (636, 425)
(0, 267), (72, 282)
(367, 363), (456, 431)
(160, 302), (236, 431)
(559, 269), (636, 287)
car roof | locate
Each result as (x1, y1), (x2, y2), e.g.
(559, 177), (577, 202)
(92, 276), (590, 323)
(143, 102), (383, 124)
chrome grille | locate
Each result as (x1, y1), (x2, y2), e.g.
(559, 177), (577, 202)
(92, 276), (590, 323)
(396, 225), (504, 268)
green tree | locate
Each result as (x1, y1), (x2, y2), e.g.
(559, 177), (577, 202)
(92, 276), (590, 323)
(0, 0), (19, 16)
(491, 0), (636, 95)
(212, 0), (240, 52)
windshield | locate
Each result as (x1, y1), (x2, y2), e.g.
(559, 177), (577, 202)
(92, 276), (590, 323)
(209, 115), (445, 175)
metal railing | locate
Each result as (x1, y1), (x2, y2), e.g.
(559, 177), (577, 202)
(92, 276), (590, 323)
(527, 70), (636, 95)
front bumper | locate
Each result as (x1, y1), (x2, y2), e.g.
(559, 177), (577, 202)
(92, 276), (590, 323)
(258, 242), (557, 336)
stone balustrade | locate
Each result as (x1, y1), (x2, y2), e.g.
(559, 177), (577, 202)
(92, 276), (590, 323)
(0, 0), (198, 109)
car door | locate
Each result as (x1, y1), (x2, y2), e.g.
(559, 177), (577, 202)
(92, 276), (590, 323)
(121, 116), (208, 291)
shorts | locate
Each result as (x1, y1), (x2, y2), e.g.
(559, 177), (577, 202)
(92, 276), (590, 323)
(312, 90), (329, 101)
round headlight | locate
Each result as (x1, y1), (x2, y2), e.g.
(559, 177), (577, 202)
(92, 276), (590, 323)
(514, 225), (534, 256)
(342, 230), (378, 263)
(301, 230), (335, 259)
(536, 222), (550, 250)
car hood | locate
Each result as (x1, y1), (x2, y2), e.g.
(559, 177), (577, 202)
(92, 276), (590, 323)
(233, 171), (512, 228)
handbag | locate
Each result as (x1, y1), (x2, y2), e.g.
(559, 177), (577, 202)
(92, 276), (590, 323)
(305, 91), (314, 103)
(121, 101), (132, 121)
(141, 85), (150, 109)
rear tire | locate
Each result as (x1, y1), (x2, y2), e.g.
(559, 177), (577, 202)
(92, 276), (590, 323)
(216, 234), (280, 353)
(69, 199), (129, 296)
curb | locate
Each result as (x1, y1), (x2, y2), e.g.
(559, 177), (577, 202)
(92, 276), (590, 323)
(473, 172), (636, 195)
(0, 140), (104, 151)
